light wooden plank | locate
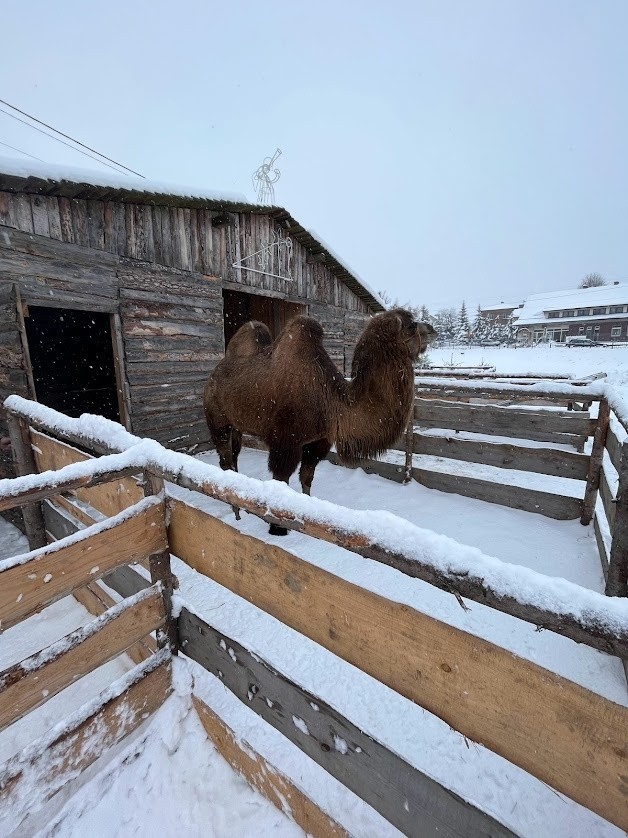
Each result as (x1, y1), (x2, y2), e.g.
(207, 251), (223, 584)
(606, 422), (624, 473)
(193, 697), (348, 838)
(182, 610), (515, 838)
(581, 399), (611, 525)
(0, 499), (167, 630)
(0, 586), (164, 731)
(0, 657), (171, 836)
(72, 581), (156, 665)
(169, 502), (628, 831)
(31, 429), (143, 515)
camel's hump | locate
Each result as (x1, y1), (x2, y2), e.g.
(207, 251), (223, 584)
(225, 320), (272, 357)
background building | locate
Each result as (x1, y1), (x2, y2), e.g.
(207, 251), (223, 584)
(515, 283), (628, 345)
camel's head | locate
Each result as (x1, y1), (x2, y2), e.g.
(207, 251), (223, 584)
(376, 309), (437, 359)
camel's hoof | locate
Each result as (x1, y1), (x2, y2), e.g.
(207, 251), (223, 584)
(231, 504), (241, 521)
(269, 523), (289, 536)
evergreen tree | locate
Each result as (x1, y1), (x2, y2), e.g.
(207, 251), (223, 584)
(456, 301), (471, 343)
(419, 304), (432, 323)
(472, 305), (488, 342)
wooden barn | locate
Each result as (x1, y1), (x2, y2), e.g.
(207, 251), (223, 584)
(0, 160), (383, 462)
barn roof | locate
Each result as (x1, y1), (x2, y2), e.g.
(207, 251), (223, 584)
(0, 157), (385, 312)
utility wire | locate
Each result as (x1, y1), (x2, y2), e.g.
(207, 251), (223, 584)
(0, 106), (132, 177)
(0, 97), (144, 178)
(0, 139), (47, 163)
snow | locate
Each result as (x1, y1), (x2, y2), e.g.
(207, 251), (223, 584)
(0, 155), (248, 206)
(2, 345), (628, 836)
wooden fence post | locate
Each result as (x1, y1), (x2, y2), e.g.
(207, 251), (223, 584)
(6, 412), (47, 550)
(606, 440), (628, 597)
(581, 398), (610, 526)
(142, 471), (178, 652)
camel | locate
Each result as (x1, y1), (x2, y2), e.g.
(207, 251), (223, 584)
(204, 309), (436, 535)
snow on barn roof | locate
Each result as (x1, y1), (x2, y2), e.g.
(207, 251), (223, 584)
(480, 302), (522, 312)
(516, 283), (628, 325)
(0, 156), (385, 312)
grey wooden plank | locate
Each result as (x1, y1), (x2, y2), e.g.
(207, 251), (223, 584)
(179, 609), (515, 838)
(606, 424), (624, 474)
(406, 432), (590, 481)
(606, 440), (628, 597)
(30, 195), (50, 237)
(599, 468), (616, 528)
(593, 512), (609, 581)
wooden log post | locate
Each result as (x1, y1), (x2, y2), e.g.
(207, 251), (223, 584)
(142, 471), (178, 652)
(6, 413), (47, 550)
(581, 398), (610, 526)
(606, 440), (628, 597)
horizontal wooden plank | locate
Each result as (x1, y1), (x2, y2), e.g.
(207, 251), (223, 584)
(0, 656), (171, 836)
(0, 463), (142, 512)
(31, 429), (143, 515)
(183, 611), (515, 838)
(414, 400), (595, 442)
(192, 697), (348, 838)
(0, 586), (164, 731)
(169, 504), (628, 831)
(122, 318), (221, 339)
(408, 432), (590, 480)
(0, 222), (120, 266)
(599, 467), (616, 528)
(415, 381), (603, 404)
(413, 466), (582, 520)
(0, 499), (167, 630)
(72, 581), (156, 665)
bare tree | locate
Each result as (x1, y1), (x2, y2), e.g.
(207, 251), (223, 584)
(579, 272), (607, 288)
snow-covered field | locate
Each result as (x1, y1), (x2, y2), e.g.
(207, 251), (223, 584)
(1, 344), (627, 837)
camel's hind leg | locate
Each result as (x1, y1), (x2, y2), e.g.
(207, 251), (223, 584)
(299, 438), (332, 496)
(231, 429), (243, 472)
(267, 434), (302, 537)
(210, 425), (236, 471)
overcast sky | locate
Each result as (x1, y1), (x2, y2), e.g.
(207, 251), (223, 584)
(1, 1), (626, 312)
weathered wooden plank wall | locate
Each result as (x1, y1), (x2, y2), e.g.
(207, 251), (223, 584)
(0, 186), (375, 450)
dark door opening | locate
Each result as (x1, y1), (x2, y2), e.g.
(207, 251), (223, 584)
(24, 306), (120, 422)
(223, 289), (305, 347)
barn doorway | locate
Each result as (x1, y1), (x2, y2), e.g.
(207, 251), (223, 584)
(24, 306), (121, 422)
(222, 289), (305, 347)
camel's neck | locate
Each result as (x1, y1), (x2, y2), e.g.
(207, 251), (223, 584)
(335, 353), (414, 466)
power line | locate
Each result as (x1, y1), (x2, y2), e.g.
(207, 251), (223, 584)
(0, 106), (133, 177)
(0, 97), (144, 178)
(0, 139), (47, 163)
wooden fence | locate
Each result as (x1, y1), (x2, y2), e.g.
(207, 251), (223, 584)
(1, 397), (627, 835)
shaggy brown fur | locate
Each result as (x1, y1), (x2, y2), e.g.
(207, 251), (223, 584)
(204, 309), (436, 534)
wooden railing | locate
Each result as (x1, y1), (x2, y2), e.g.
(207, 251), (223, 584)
(0, 465), (174, 835)
(2, 397), (627, 835)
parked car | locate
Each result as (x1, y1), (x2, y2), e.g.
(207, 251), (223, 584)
(479, 339), (501, 346)
(565, 338), (602, 348)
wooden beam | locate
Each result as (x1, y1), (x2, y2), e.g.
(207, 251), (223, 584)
(6, 413), (46, 549)
(414, 399), (595, 444)
(414, 381), (603, 404)
(30, 429), (143, 515)
(0, 656), (171, 836)
(405, 432), (590, 481)
(581, 399), (611, 525)
(169, 505), (628, 831)
(593, 512), (609, 581)
(599, 467), (616, 529)
(72, 581), (155, 665)
(605, 422), (624, 473)
(0, 463), (143, 512)
(606, 441), (628, 597)
(0, 499), (167, 630)
(0, 586), (164, 731)
(182, 610), (516, 838)
(193, 697), (348, 838)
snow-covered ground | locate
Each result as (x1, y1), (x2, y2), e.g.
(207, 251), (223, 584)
(1, 344), (627, 837)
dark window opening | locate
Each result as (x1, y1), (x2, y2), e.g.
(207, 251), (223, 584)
(24, 306), (120, 421)
(222, 289), (305, 347)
